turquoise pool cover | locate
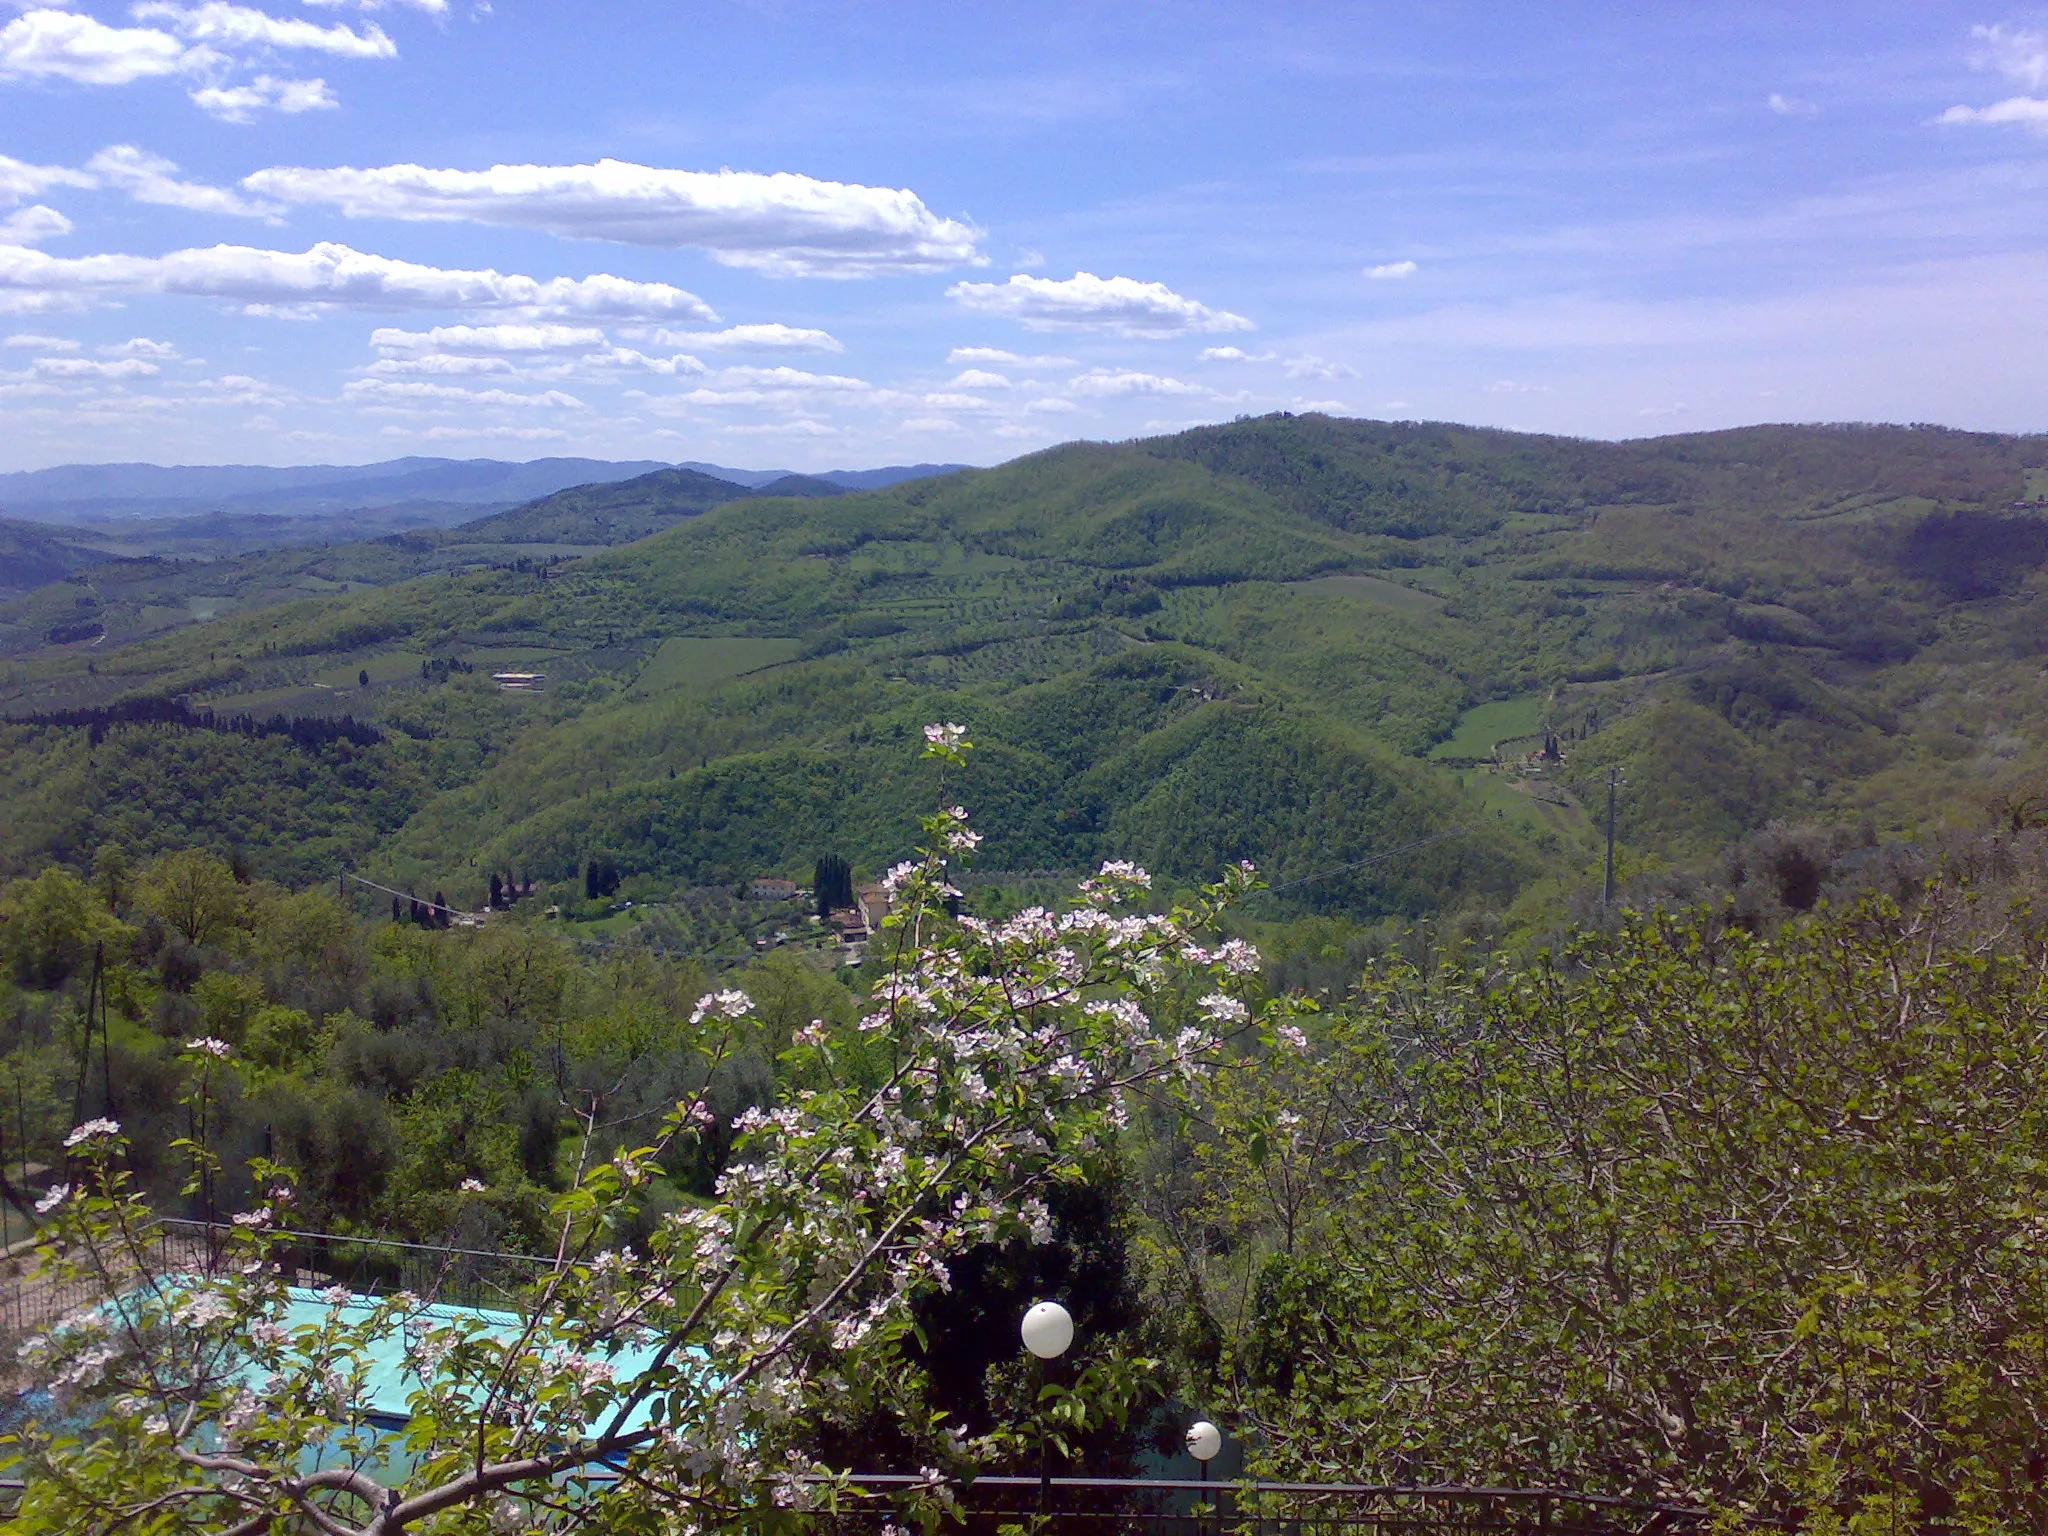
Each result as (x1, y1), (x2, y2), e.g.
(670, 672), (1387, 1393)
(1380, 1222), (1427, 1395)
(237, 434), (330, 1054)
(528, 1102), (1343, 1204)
(271, 1287), (667, 1432)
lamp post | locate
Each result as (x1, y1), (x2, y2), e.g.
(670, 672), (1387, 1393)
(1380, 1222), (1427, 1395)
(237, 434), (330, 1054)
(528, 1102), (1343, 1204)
(1187, 1420), (1222, 1481)
(1022, 1300), (1074, 1517)
(1187, 1420), (1222, 1536)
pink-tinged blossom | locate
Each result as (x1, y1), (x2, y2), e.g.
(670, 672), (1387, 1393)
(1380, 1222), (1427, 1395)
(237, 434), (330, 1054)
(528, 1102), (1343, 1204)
(1275, 1022), (1309, 1051)
(231, 1209), (271, 1227)
(459, 1178), (488, 1193)
(184, 1036), (232, 1059)
(62, 1118), (120, 1148)
(1081, 859), (1152, 903)
(923, 722), (967, 748)
(1219, 938), (1262, 974)
(880, 859), (921, 897)
(34, 1183), (70, 1214)
(177, 1291), (233, 1327)
(1199, 992), (1250, 1025)
(1020, 1196), (1055, 1245)
(690, 988), (753, 1024)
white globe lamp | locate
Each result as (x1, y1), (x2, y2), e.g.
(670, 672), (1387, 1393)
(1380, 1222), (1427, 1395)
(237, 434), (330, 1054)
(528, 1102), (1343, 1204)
(1020, 1300), (1075, 1360)
(1186, 1420), (1222, 1462)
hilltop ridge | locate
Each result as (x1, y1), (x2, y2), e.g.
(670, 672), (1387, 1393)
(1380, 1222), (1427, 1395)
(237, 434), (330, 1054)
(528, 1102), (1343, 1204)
(3, 414), (2045, 924)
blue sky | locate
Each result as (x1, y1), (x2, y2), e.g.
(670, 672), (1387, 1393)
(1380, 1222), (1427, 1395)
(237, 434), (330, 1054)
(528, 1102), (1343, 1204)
(4, 3), (2048, 471)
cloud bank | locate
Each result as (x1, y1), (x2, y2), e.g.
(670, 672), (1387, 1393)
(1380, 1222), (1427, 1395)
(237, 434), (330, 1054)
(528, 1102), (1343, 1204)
(0, 241), (719, 320)
(243, 158), (987, 277)
(0, 9), (204, 85)
(947, 271), (1252, 336)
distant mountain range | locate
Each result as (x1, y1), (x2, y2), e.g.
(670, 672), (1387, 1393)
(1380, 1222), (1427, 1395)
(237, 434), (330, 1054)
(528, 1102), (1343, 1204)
(0, 457), (974, 523)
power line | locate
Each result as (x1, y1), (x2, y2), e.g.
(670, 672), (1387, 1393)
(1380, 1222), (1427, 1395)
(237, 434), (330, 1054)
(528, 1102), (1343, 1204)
(340, 871), (466, 919)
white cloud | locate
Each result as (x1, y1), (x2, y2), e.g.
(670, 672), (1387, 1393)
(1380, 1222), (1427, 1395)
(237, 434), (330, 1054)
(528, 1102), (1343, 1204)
(133, 2), (396, 58)
(0, 240), (719, 320)
(192, 72), (335, 120)
(34, 355), (157, 377)
(900, 415), (959, 431)
(1938, 96), (2048, 132)
(0, 9), (205, 85)
(1200, 345), (1264, 361)
(581, 345), (706, 376)
(363, 352), (517, 376)
(1065, 367), (1209, 396)
(1293, 398), (1349, 413)
(1766, 93), (1818, 118)
(370, 321), (606, 352)
(1365, 259), (1418, 280)
(85, 145), (279, 218)
(0, 289), (88, 316)
(719, 418), (841, 437)
(3, 332), (77, 350)
(946, 345), (1074, 367)
(402, 426), (574, 442)
(242, 158), (986, 277)
(341, 378), (584, 407)
(0, 204), (69, 243)
(1025, 396), (1079, 413)
(1283, 353), (1357, 380)
(1938, 24), (2048, 133)
(644, 323), (843, 352)
(1973, 23), (2048, 88)
(947, 271), (1252, 337)
(946, 368), (1010, 389)
(303, 0), (447, 12)
(921, 391), (999, 411)
(715, 364), (869, 391)
(191, 371), (292, 404)
(103, 336), (178, 358)
(0, 153), (95, 204)
(1483, 379), (1552, 394)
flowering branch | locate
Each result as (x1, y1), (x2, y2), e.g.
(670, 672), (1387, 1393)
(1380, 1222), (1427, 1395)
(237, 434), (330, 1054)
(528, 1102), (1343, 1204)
(5, 726), (1301, 1535)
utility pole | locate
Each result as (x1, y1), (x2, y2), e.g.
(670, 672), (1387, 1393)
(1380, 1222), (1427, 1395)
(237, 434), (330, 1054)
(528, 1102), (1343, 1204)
(1602, 768), (1622, 911)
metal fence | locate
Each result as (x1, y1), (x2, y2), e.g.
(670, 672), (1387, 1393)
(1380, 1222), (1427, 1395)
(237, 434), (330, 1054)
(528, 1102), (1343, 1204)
(0, 1218), (557, 1353)
(150, 1219), (558, 1312)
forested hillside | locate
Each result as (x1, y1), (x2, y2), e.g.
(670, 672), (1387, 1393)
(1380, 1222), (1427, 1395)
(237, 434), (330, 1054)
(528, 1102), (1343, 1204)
(3, 413), (2045, 931)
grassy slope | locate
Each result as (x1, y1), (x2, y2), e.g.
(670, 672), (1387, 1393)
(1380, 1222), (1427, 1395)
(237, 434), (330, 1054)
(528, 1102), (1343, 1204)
(4, 415), (2047, 909)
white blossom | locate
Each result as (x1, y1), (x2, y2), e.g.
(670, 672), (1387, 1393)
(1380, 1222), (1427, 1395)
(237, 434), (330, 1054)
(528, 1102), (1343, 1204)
(690, 989), (754, 1024)
(923, 722), (967, 747)
(459, 1177), (488, 1193)
(1199, 992), (1250, 1025)
(1218, 938), (1262, 974)
(63, 1118), (121, 1148)
(34, 1183), (70, 1215)
(183, 1036), (233, 1059)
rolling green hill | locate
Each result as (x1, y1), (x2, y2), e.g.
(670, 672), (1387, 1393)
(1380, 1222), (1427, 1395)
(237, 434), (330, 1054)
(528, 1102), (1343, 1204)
(4, 414), (2046, 922)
